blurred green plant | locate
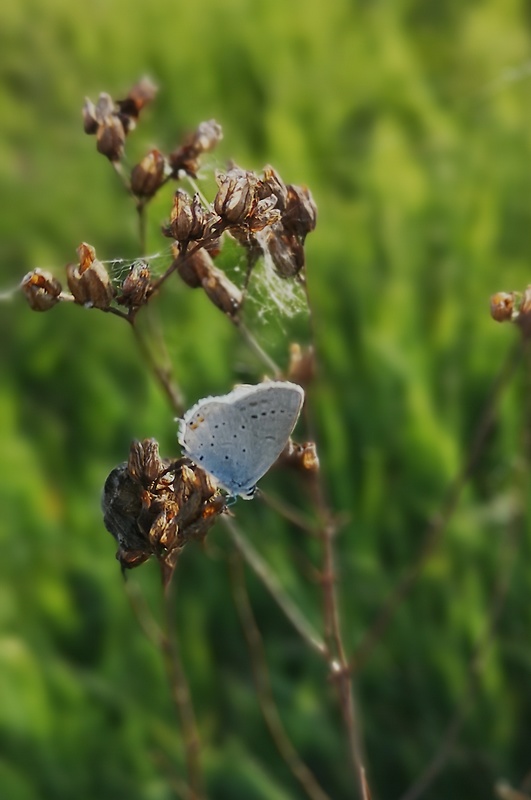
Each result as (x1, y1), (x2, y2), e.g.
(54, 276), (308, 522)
(3, 0), (531, 798)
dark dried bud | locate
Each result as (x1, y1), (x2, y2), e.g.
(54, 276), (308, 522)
(284, 184), (318, 239)
(214, 168), (257, 224)
(21, 268), (63, 312)
(192, 119), (223, 153)
(66, 242), (115, 309)
(265, 229), (305, 278)
(201, 264), (242, 318)
(278, 440), (320, 474)
(172, 246), (241, 317)
(248, 195), (281, 233)
(169, 119), (223, 178)
(116, 77), (158, 129)
(116, 261), (152, 310)
(130, 149), (168, 197)
(83, 93), (126, 162)
(258, 166), (289, 212)
(102, 439), (226, 586)
(163, 191), (206, 243)
(490, 293), (515, 323)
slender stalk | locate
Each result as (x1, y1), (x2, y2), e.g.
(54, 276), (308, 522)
(229, 552), (332, 800)
(130, 319), (185, 416)
(124, 579), (202, 800)
(161, 572), (205, 800)
(303, 275), (371, 800)
(138, 201), (148, 256)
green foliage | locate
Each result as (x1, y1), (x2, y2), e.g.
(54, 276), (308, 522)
(2, 0), (531, 797)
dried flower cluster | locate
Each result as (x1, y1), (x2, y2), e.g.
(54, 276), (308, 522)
(102, 439), (226, 585)
(21, 78), (317, 329)
(19, 78), (320, 581)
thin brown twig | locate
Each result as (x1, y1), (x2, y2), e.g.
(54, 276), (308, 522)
(124, 579), (202, 800)
(229, 551), (332, 800)
(161, 570), (205, 800)
(353, 337), (524, 670)
(302, 281), (371, 800)
(130, 319), (185, 416)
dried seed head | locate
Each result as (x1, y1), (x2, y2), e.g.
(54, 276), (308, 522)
(116, 261), (152, 310)
(21, 268), (63, 312)
(284, 184), (317, 239)
(173, 246), (241, 318)
(102, 439), (226, 585)
(214, 168), (258, 224)
(278, 440), (320, 474)
(248, 195), (282, 233)
(266, 228), (306, 278)
(169, 119), (223, 178)
(130, 149), (168, 198)
(258, 166), (289, 212)
(83, 93), (127, 162)
(83, 79), (156, 162)
(490, 292), (515, 323)
(66, 242), (115, 309)
(116, 77), (158, 130)
(163, 191), (206, 244)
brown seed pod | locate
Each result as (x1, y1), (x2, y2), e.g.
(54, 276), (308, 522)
(21, 269), (63, 312)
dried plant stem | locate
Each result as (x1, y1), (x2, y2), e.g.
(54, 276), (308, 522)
(222, 515), (326, 656)
(353, 337), (524, 670)
(310, 472), (371, 800)
(124, 580), (202, 800)
(303, 280), (371, 800)
(229, 552), (332, 800)
(162, 575), (205, 800)
(130, 319), (185, 416)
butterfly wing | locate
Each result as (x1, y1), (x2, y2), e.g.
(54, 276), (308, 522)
(179, 382), (304, 497)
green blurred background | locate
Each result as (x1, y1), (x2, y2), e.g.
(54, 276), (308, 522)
(2, 0), (531, 797)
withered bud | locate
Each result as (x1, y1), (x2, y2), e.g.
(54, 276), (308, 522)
(288, 344), (316, 386)
(214, 168), (258, 224)
(284, 184), (318, 239)
(266, 229), (305, 278)
(102, 439), (226, 585)
(168, 119), (223, 178)
(172, 246), (242, 318)
(201, 265), (242, 319)
(116, 77), (158, 128)
(490, 292), (515, 323)
(66, 242), (115, 309)
(83, 93), (126, 162)
(116, 261), (152, 310)
(278, 440), (320, 474)
(163, 191), (206, 243)
(258, 166), (289, 212)
(248, 195), (281, 233)
(21, 268), (63, 312)
(130, 149), (168, 197)
(192, 119), (223, 154)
